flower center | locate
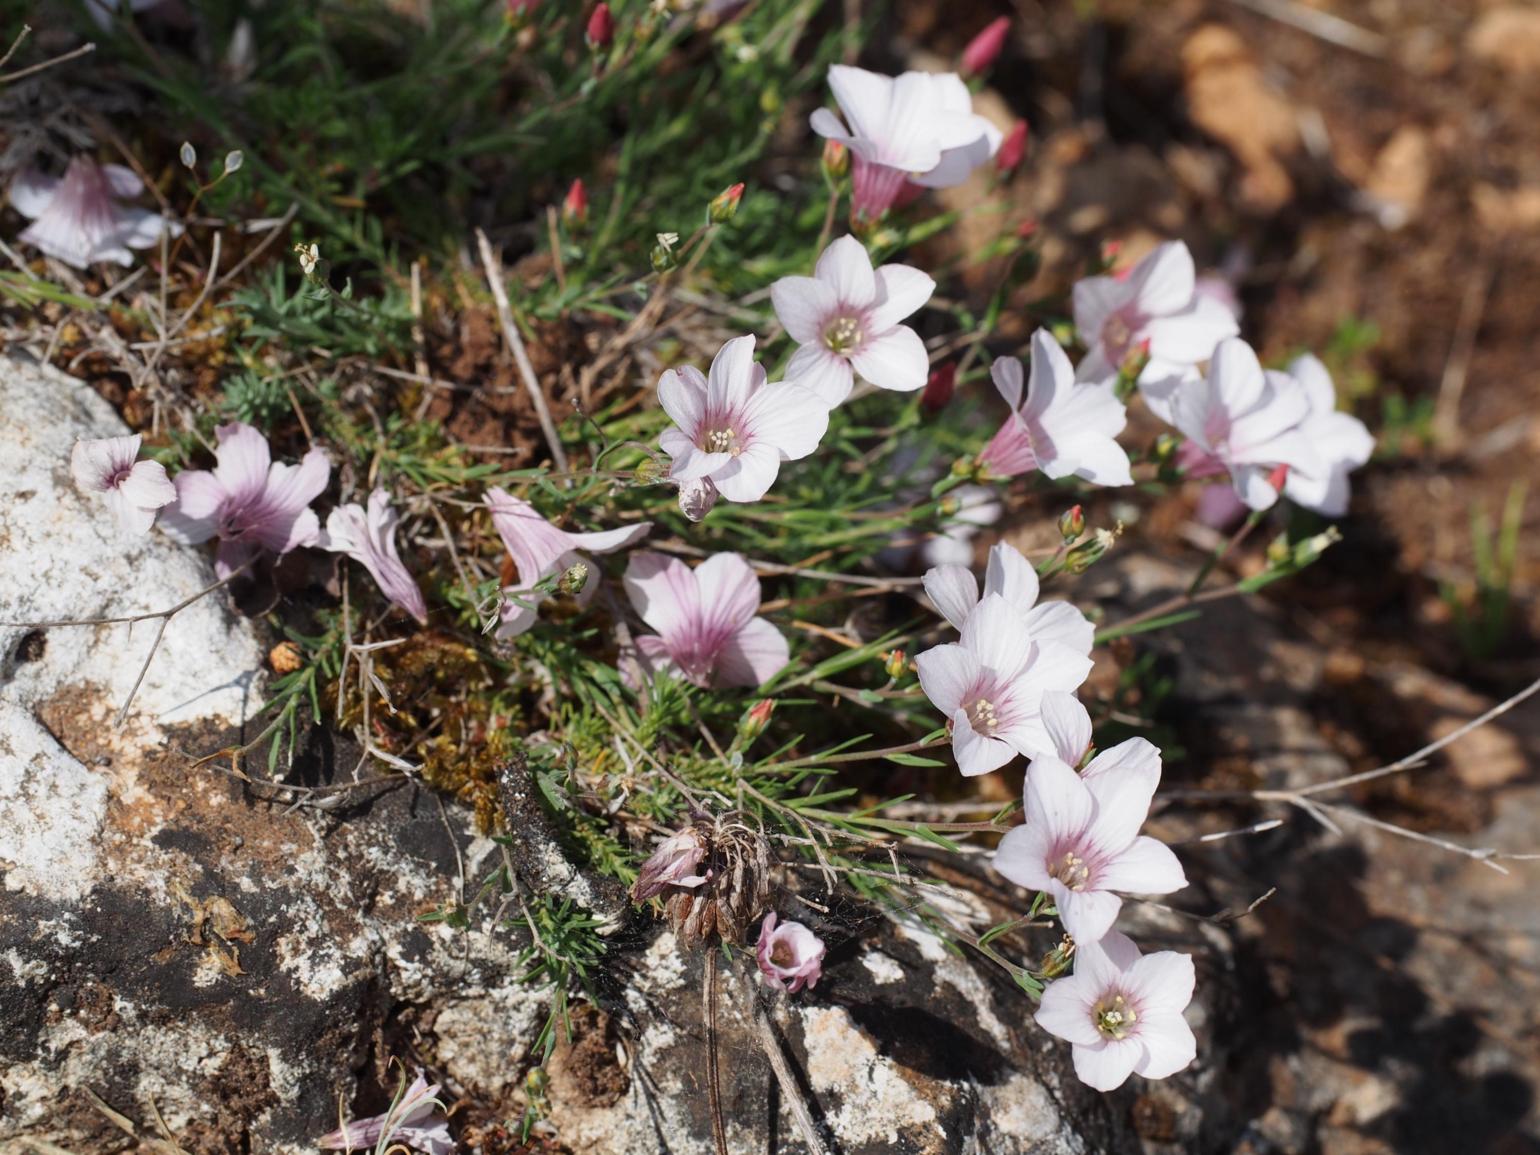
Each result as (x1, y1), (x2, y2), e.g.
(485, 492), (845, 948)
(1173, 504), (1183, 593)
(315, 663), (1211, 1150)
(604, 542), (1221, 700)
(1094, 992), (1138, 1039)
(1103, 312), (1136, 361)
(770, 941), (795, 968)
(1049, 849), (1091, 891)
(823, 315), (863, 354)
(966, 696), (1000, 735)
(107, 467), (135, 491)
(702, 427), (741, 456)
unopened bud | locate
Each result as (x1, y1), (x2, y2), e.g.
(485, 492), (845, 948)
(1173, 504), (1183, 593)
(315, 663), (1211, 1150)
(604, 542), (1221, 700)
(633, 457), (665, 485)
(921, 362), (956, 415)
(557, 562), (590, 596)
(562, 178), (589, 228)
(961, 16), (1009, 77)
(1265, 462), (1290, 493)
(1016, 217), (1039, 240)
(676, 476), (718, 522)
(739, 699), (774, 741)
(821, 138), (849, 182)
(1118, 337), (1151, 382)
(1039, 936), (1076, 980)
(223, 150), (244, 175)
(179, 141), (196, 170)
(996, 120), (1029, 177)
(883, 649), (908, 680)
(1058, 504), (1085, 542)
(585, 2), (613, 49)
(707, 182), (745, 225)
(650, 231), (680, 273)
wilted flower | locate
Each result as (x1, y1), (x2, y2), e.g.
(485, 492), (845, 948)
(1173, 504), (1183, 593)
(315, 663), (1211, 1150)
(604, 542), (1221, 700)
(484, 487), (651, 637)
(978, 331), (1133, 486)
(996, 119), (1029, 177)
(1276, 354), (1375, 517)
(9, 157), (181, 270)
(1170, 338), (1321, 512)
(756, 913), (826, 994)
(70, 434), (175, 536)
(159, 422), (330, 578)
(650, 230), (681, 272)
(1072, 241), (1239, 419)
(923, 540), (1094, 656)
(1034, 930), (1197, 1092)
(993, 739), (1186, 944)
(658, 812), (771, 946)
(316, 1070), (454, 1155)
(810, 65), (1002, 220)
(771, 236), (934, 406)
(961, 16), (1010, 75)
(915, 594), (1093, 777)
(295, 242), (320, 276)
(319, 489), (428, 625)
(675, 476), (719, 522)
(623, 551), (789, 688)
(631, 829), (710, 902)
(656, 335), (829, 503)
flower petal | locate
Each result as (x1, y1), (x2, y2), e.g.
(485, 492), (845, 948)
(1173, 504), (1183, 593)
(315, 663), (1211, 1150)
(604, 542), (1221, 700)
(770, 275), (837, 345)
(815, 235), (877, 309)
(713, 616), (791, 688)
(914, 642), (979, 716)
(1039, 691), (1093, 766)
(922, 564), (980, 632)
(623, 551), (699, 642)
(658, 365), (708, 434)
(1034, 973), (1102, 1047)
(1097, 835), (1187, 896)
(850, 325), (928, 393)
(785, 344), (855, 407)
(867, 263), (935, 333)
(1072, 1037), (1143, 1092)
(1134, 1009), (1197, 1080)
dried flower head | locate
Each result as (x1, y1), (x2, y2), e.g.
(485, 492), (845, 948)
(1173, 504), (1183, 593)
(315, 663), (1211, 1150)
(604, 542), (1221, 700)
(655, 812), (771, 946)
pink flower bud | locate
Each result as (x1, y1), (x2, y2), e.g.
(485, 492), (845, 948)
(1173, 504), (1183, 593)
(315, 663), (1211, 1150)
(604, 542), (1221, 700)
(755, 913), (825, 994)
(739, 698), (774, 742)
(1058, 504), (1085, 542)
(1265, 462), (1290, 492)
(708, 182), (745, 224)
(961, 17), (1010, 76)
(821, 138), (849, 181)
(996, 120), (1029, 177)
(562, 178), (588, 227)
(585, 3), (613, 49)
(921, 362), (956, 415)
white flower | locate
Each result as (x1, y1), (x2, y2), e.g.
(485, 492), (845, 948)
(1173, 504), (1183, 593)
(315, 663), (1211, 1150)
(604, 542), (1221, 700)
(1278, 354), (1375, 517)
(772, 235), (934, 406)
(1072, 241), (1239, 419)
(810, 65), (1002, 220)
(657, 335), (829, 503)
(978, 331), (1133, 486)
(9, 157), (180, 270)
(70, 434), (175, 535)
(1171, 338), (1322, 512)
(1035, 930), (1197, 1092)
(915, 594), (1093, 777)
(923, 540), (1094, 656)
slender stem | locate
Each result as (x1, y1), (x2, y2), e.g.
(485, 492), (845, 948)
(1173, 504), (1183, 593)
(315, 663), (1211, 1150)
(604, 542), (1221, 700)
(705, 949), (728, 1155)
(1186, 506), (1265, 597)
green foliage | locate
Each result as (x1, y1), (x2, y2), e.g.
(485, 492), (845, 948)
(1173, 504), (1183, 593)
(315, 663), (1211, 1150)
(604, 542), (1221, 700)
(1443, 481), (1527, 661)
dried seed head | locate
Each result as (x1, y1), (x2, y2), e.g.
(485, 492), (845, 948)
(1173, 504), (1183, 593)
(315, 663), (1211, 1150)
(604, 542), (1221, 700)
(650, 811), (771, 947)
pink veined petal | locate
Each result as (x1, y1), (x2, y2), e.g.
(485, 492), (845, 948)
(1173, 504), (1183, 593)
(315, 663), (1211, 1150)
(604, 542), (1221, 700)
(1054, 882), (1123, 945)
(109, 206), (175, 252)
(320, 503), (366, 555)
(211, 422), (274, 508)
(770, 275), (837, 345)
(713, 616), (790, 688)
(1072, 1037), (1144, 1092)
(992, 821), (1055, 891)
(1012, 639), (1094, 702)
(990, 355), (1025, 411)
(705, 335), (759, 417)
(1024, 602), (1095, 657)
(1072, 932), (1130, 988)
(849, 325), (928, 393)
(922, 563), (980, 632)
(657, 365), (708, 434)
(250, 452), (330, 554)
(1021, 328), (1074, 422)
(1123, 949), (1197, 1013)
(978, 413), (1037, 478)
(951, 706), (1019, 776)
(693, 552), (763, 634)
(1137, 361), (1195, 423)
(117, 460), (176, 509)
(1231, 463), (1283, 511)
(815, 235), (878, 310)
(1096, 836), (1187, 896)
(958, 592), (1034, 676)
(1071, 275), (1130, 350)
(1034, 973), (1103, 1047)
(1039, 691), (1093, 766)
(496, 587), (543, 638)
(214, 538), (259, 580)
(983, 541), (1040, 615)
(867, 263), (935, 333)
(740, 380), (830, 461)
(156, 470), (226, 544)
(785, 344), (854, 407)
(564, 520), (652, 557)
(911, 132), (994, 187)
(826, 64), (895, 147)
(1023, 753), (1095, 838)
(1134, 1008), (1198, 1080)
(623, 551), (700, 643)
(1232, 373), (1313, 450)
(71, 434), (139, 492)
(711, 441), (782, 503)
(1145, 295), (1238, 364)
(485, 488), (574, 583)
(632, 633), (679, 683)
(1128, 241), (1196, 317)
(879, 72), (949, 172)
(914, 642), (980, 716)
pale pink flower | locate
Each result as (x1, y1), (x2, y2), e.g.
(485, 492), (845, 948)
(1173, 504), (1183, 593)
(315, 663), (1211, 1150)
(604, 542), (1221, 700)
(756, 912), (825, 994)
(320, 490), (428, 625)
(657, 335), (829, 503)
(810, 65), (1003, 220)
(70, 434), (175, 535)
(1278, 354), (1374, 517)
(1039, 690), (1094, 767)
(622, 551), (789, 688)
(159, 423), (330, 578)
(484, 487), (650, 638)
(914, 594), (1093, 777)
(1072, 241), (1239, 419)
(631, 830), (710, 902)
(923, 541), (1093, 656)
(9, 157), (180, 270)
(1034, 930), (1197, 1091)
(977, 331), (1133, 486)
(771, 235), (934, 406)
(993, 740), (1185, 944)
(317, 1069), (454, 1155)
(1170, 338), (1321, 512)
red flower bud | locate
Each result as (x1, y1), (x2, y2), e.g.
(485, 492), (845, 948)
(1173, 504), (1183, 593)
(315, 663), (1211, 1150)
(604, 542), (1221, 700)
(821, 139), (849, 181)
(961, 16), (1010, 77)
(586, 3), (613, 49)
(1266, 462), (1290, 492)
(996, 120), (1029, 177)
(921, 362), (956, 415)
(562, 178), (588, 227)
(708, 182), (745, 224)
